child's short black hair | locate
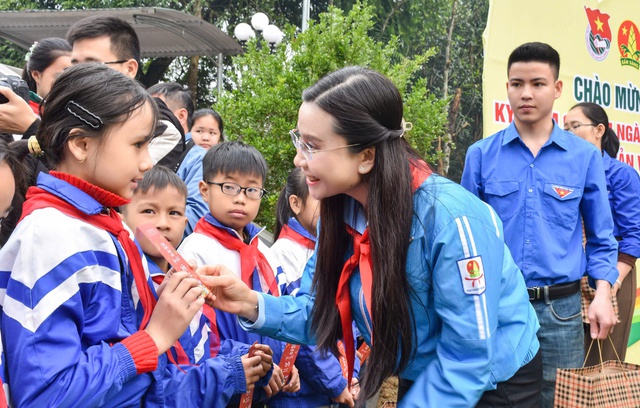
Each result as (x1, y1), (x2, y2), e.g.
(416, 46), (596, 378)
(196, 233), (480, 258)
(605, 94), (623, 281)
(202, 141), (267, 184)
(508, 42), (560, 80)
(134, 165), (188, 199)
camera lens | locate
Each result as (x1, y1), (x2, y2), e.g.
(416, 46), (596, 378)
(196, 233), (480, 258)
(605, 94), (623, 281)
(0, 80), (9, 104)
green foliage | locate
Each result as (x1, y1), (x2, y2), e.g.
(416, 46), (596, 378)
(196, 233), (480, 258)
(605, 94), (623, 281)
(217, 2), (447, 231)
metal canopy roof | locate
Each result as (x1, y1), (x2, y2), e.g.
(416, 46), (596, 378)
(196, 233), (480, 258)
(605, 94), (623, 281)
(0, 7), (244, 58)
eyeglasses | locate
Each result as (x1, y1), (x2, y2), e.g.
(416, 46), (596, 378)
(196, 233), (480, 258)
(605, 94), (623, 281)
(290, 129), (360, 161)
(206, 181), (267, 200)
(564, 123), (597, 132)
(102, 60), (128, 65)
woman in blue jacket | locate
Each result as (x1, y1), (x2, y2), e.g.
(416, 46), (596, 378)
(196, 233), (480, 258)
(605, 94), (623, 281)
(202, 66), (542, 407)
(565, 102), (640, 364)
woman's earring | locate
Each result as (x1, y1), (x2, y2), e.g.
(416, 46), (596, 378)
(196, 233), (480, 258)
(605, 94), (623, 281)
(78, 157), (85, 164)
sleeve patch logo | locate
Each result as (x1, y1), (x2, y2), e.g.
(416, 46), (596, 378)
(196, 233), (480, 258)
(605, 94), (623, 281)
(552, 185), (574, 198)
(457, 255), (486, 295)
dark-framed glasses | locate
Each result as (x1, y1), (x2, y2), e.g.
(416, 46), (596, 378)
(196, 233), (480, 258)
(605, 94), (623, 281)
(289, 129), (360, 161)
(102, 60), (128, 65)
(205, 181), (267, 200)
(564, 123), (597, 132)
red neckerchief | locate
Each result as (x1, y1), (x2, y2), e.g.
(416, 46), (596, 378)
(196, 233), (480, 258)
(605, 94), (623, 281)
(28, 99), (40, 116)
(278, 224), (315, 250)
(20, 172), (189, 365)
(0, 379), (7, 408)
(335, 160), (432, 387)
(194, 218), (279, 296)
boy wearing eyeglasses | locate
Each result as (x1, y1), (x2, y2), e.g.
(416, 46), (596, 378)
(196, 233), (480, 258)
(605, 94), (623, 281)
(178, 141), (301, 405)
(120, 165), (274, 401)
(461, 42), (618, 407)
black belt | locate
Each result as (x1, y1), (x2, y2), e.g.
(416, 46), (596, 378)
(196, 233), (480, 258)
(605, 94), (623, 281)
(527, 281), (580, 301)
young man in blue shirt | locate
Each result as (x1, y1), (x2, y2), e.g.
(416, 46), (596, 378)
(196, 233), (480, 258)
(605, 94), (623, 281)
(461, 42), (618, 407)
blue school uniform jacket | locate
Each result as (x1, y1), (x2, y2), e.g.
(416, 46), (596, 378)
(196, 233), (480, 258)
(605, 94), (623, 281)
(178, 214), (287, 403)
(242, 175), (540, 407)
(0, 173), (247, 407)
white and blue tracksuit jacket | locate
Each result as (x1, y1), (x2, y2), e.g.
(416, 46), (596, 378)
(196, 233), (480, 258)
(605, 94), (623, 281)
(178, 215), (288, 404)
(0, 173), (248, 407)
(147, 260), (254, 368)
(242, 175), (540, 407)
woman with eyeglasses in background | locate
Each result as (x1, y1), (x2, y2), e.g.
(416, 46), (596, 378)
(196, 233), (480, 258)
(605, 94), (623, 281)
(565, 102), (640, 365)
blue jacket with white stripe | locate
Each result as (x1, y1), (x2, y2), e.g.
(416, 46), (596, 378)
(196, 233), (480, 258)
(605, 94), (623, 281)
(0, 173), (247, 407)
(243, 175), (540, 407)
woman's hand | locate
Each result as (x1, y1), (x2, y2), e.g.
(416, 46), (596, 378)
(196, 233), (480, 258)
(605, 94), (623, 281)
(197, 265), (259, 319)
(145, 272), (204, 354)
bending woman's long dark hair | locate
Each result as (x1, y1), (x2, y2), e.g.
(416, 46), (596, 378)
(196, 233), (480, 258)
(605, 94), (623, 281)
(305, 66), (424, 402)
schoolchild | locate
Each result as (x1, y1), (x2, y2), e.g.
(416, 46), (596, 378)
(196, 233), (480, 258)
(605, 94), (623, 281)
(564, 102), (640, 364)
(121, 165), (273, 373)
(120, 165), (190, 277)
(0, 63), (271, 407)
(200, 66), (542, 407)
(190, 108), (224, 150)
(178, 141), (300, 405)
(22, 37), (72, 113)
(461, 42), (618, 407)
(271, 167), (320, 295)
(269, 167), (359, 407)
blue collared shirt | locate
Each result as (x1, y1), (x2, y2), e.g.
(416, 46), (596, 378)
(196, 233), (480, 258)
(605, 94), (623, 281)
(461, 121), (618, 287)
(603, 153), (640, 258)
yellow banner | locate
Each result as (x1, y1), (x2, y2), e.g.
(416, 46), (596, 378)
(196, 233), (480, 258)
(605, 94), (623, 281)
(484, 0), (640, 170)
(483, 0), (640, 362)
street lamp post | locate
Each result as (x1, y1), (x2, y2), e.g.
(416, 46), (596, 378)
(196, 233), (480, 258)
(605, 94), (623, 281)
(234, 12), (283, 51)
(302, 0), (310, 32)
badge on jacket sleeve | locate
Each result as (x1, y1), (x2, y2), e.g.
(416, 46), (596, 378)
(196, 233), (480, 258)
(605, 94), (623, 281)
(457, 255), (486, 295)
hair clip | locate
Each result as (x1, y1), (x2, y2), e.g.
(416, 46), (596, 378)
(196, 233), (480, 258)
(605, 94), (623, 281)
(400, 118), (413, 138)
(28, 135), (44, 157)
(24, 41), (38, 62)
(66, 100), (104, 130)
